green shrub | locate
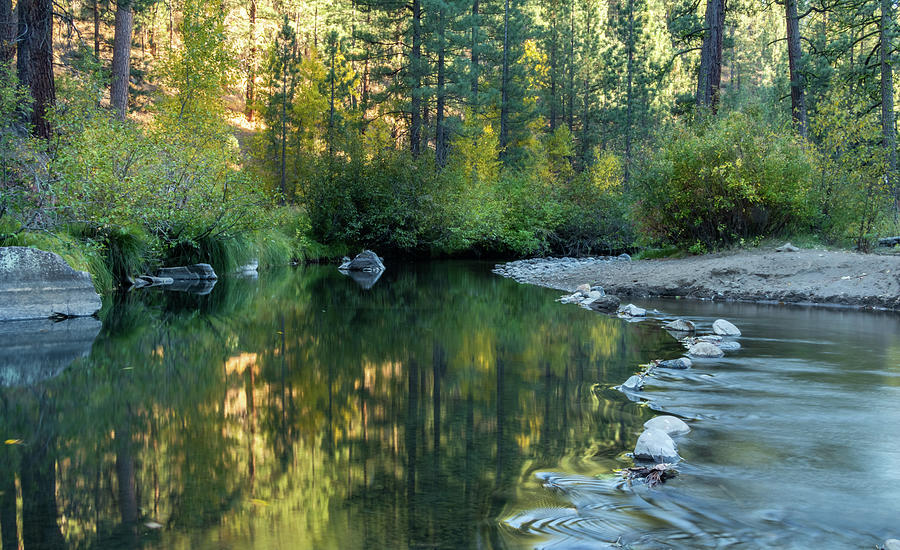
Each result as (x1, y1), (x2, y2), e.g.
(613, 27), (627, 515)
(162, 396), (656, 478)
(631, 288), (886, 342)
(633, 111), (818, 248)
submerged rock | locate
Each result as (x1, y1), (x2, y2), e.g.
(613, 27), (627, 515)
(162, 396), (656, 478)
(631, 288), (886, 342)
(618, 303), (646, 317)
(658, 357), (692, 369)
(587, 295), (620, 313)
(621, 375), (644, 391)
(712, 319), (741, 336)
(715, 340), (741, 351)
(664, 319), (695, 333)
(0, 317), (101, 386)
(643, 415), (690, 436)
(882, 539), (900, 550)
(0, 246), (102, 321)
(688, 341), (725, 358)
(341, 250), (386, 273)
(633, 429), (680, 463)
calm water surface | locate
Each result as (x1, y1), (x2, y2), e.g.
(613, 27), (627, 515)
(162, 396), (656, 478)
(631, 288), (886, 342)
(1, 262), (898, 549)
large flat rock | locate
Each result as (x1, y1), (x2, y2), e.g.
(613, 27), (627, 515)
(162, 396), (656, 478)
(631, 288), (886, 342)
(0, 317), (101, 386)
(0, 246), (102, 321)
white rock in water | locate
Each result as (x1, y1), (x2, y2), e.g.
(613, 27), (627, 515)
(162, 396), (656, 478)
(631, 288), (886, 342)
(587, 290), (603, 299)
(621, 375), (644, 391)
(618, 304), (646, 317)
(664, 319), (695, 332)
(883, 539), (900, 550)
(633, 429), (680, 462)
(712, 319), (741, 336)
(688, 342), (725, 358)
(658, 357), (692, 369)
(644, 415), (690, 436)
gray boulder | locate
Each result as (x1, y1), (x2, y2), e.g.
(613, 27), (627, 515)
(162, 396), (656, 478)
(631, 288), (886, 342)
(658, 357), (692, 369)
(618, 303), (647, 317)
(643, 415), (690, 436)
(0, 317), (101, 386)
(712, 319), (741, 336)
(341, 250), (386, 273)
(775, 242), (800, 252)
(633, 429), (680, 463)
(157, 263), (218, 281)
(587, 290), (604, 300)
(587, 295), (620, 313)
(664, 319), (695, 333)
(0, 246), (102, 321)
(688, 341), (725, 358)
(130, 275), (174, 288)
(575, 283), (591, 295)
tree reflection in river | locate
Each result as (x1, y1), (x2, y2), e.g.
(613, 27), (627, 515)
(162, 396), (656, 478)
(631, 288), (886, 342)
(0, 262), (666, 549)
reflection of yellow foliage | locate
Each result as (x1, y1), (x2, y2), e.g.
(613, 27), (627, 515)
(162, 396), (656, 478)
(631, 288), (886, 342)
(225, 353), (259, 376)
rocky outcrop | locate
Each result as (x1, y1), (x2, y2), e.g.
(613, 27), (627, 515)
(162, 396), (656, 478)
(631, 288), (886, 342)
(0, 246), (102, 321)
(0, 317), (101, 386)
(157, 263), (218, 280)
(587, 295), (620, 313)
(339, 250), (386, 273)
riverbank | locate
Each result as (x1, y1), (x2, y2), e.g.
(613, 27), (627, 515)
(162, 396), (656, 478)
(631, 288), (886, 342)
(494, 247), (900, 310)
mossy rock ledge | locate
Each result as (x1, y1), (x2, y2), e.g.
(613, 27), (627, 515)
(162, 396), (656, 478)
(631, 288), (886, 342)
(0, 246), (102, 321)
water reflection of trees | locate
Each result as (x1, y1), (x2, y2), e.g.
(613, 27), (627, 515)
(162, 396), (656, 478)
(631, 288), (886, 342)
(0, 263), (673, 549)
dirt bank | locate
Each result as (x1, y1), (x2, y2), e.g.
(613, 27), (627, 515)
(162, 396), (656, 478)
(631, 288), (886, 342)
(494, 248), (900, 310)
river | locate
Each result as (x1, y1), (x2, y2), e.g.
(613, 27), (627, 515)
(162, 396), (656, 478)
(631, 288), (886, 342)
(0, 261), (898, 549)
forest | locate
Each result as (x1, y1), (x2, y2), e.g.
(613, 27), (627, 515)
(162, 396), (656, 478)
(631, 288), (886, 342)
(1, 0), (899, 291)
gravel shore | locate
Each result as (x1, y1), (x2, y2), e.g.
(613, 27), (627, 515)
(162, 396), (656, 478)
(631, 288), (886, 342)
(493, 248), (900, 310)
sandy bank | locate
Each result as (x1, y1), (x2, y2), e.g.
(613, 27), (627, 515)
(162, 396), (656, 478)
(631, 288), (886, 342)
(494, 248), (900, 310)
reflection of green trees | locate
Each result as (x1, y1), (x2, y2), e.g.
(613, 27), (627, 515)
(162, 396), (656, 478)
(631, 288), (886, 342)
(0, 263), (672, 549)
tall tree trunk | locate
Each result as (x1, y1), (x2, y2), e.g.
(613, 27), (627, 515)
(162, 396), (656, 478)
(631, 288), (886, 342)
(567, 2), (574, 132)
(471, 0), (479, 102)
(785, 0), (807, 137)
(93, 0), (101, 57)
(435, 6), (447, 167)
(549, 6), (558, 131)
(499, 0), (511, 157)
(280, 59), (287, 205)
(245, 0), (257, 121)
(362, 9), (371, 109)
(328, 35), (335, 157)
(110, 0), (134, 120)
(695, 0), (724, 113)
(580, 3), (591, 167)
(410, 0), (422, 156)
(624, 0), (634, 183)
(881, 0), (898, 212)
(1, 0), (15, 64)
(17, 0), (55, 139)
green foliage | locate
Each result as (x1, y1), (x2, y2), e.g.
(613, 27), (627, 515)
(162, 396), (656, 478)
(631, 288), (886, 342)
(811, 87), (896, 250)
(633, 111), (818, 248)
